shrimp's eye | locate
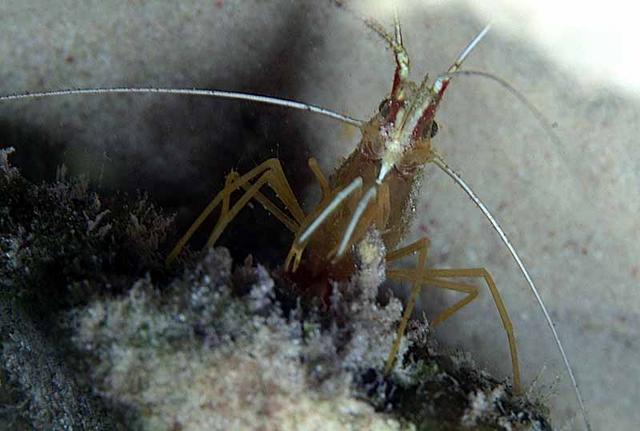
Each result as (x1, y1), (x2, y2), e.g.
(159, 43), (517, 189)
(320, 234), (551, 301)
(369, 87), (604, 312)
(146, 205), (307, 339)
(421, 120), (439, 139)
(378, 98), (391, 118)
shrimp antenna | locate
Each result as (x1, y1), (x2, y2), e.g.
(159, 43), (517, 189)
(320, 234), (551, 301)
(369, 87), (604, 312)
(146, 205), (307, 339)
(436, 69), (565, 160)
(0, 87), (363, 127)
(432, 154), (592, 431)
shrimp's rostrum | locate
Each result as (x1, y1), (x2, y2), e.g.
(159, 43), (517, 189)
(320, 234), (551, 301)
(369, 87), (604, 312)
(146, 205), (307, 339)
(166, 16), (522, 392)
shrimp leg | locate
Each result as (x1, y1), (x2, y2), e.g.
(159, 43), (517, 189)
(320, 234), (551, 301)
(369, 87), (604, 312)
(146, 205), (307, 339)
(384, 238), (430, 373)
(385, 249), (522, 393)
(166, 158), (305, 264)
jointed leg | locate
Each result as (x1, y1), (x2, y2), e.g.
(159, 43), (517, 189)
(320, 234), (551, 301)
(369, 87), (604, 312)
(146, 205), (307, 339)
(285, 175), (364, 272)
(308, 157), (330, 200)
(283, 157), (337, 272)
(384, 238), (430, 373)
(330, 182), (390, 260)
(284, 164), (390, 270)
(245, 158), (329, 234)
(424, 267), (521, 393)
(387, 268), (479, 327)
(375, 182), (390, 230)
(166, 158), (304, 264)
(385, 245), (522, 393)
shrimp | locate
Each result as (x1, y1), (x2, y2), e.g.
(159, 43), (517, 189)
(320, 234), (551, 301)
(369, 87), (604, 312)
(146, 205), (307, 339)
(0, 5), (591, 430)
(164, 16), (510, 387)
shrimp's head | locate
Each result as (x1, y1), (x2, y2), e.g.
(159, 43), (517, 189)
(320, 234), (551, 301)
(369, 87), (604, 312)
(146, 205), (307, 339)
(360, 78), (445, 181)
(359, 24), (491, 184)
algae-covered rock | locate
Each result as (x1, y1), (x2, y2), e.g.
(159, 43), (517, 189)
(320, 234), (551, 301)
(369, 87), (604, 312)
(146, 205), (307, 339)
(70, 249), (409, 430)
(0, 147), (551, 430)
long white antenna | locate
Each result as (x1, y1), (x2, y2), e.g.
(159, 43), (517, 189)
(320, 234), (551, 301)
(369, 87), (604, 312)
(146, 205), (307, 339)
(0, 87), (363, 127)
(436, 69), (562, 150)
(432, 24), (492, 94)
(433, 154), (591, 431)
(453, 24), (492, 71)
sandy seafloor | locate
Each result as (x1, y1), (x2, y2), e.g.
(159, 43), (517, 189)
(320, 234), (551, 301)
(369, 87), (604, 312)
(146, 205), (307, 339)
(1, 0), (638, 429)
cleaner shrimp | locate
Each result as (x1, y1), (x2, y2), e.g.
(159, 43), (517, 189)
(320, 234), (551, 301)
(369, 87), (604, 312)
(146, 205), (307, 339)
(0, 3), (591, 429)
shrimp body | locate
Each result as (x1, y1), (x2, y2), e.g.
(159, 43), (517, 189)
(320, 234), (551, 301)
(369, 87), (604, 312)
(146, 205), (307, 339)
(165, 20), (523, 393)
(301, 100), (432, 281)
